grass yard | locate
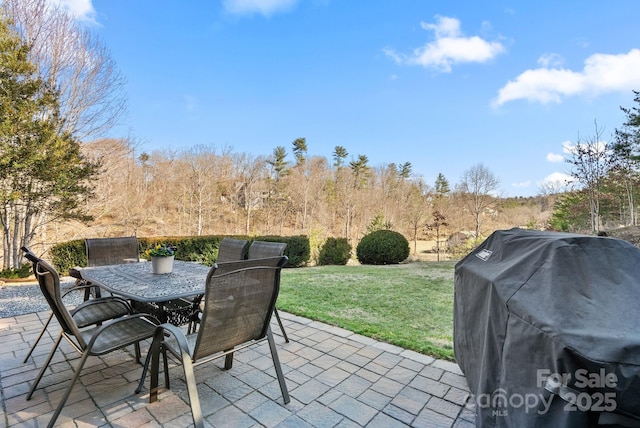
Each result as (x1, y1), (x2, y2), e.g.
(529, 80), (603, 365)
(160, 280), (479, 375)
(278, 261), (457, 361)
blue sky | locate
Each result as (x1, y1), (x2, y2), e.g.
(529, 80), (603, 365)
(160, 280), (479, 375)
(60, 0), (640, 197)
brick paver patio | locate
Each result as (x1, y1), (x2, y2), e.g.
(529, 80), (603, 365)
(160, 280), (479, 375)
(0, 310), (475, 427)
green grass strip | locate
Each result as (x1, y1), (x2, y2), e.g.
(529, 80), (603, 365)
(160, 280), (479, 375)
(279, 261), (456, 361)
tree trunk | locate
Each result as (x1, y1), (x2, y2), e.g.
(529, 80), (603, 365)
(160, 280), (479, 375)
(12, 205), (21, 268)
(626, 181), (635, 226)
(1, 207), (9, 270)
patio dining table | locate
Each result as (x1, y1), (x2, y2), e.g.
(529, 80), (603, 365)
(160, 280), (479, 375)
(79, 260), (212, 324)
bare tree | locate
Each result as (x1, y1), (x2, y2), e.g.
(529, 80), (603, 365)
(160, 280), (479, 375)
(234, 153), (267, 235)
(3, 0), (127, 140)
(565, 121), (610, 233)
(80, 138), (148, 236)
(180, 146), (220, 236)
(266, 146), (290, 234)
(456, 163), (500, 239)
(404, 179), (430, 256)
(343, 155), (371, 243)
(289, 138), (312, 232)
(426, 210), (449, 261)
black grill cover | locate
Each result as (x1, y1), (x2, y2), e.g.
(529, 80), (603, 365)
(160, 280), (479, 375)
(454, 228), (640, 427)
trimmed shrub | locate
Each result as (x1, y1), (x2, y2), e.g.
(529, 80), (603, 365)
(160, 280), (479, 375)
(0, 263), (32, 279)
(318, 237), (351, 265)
(251, 235), (310, 267)
(49, 239), (86, 273)
(356, 230), (410, 265)
(49, 234), (312, 273)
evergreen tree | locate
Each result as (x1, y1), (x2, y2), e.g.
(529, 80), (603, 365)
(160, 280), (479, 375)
(332, 146), (348, 169)
(292, 137), (307, 166)
(0, 17), (98, 269)
(435, 173), (450, 196)
(612, 90), (640, 226)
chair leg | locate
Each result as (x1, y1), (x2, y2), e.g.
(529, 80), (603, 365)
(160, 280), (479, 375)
(135, 344), (154, 394)
(224, 352), (234, 370)
(27, 332), (63, 400)
(23, 312), (54, 363)
(148, 331), (163, 402)
(182, 355), (204, 428)
(137, 338), (169, 395)
(273, 308), (289, 343)
(266, 326), (290, 404)
(162, 347), (169, 390)
(83, 285), (92, 301)
(134, 342), (141, 363)
(47, 349), (92, 428)
(187, 320), (197, 335)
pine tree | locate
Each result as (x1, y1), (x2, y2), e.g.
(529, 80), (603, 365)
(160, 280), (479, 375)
(0, 17), (98, 269)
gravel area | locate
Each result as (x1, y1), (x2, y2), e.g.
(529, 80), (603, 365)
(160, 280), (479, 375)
(0, 278), (80, 318)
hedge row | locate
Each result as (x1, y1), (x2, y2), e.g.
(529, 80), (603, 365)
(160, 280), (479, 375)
(50, 235), (310, 274)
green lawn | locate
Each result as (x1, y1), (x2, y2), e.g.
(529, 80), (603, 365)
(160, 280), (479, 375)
(278, 261), (457, 361)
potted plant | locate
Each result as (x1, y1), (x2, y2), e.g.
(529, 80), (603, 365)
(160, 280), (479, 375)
(146, 244), (176, 274)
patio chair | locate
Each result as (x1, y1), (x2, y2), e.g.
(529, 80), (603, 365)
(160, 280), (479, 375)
(137, 256), (290, 428)
(68, 236), (141, 299)
(20, 247), (132, 363)
(217, 237), (250, 262)
(25, 255), (161, 428)
(184, 238), (249, 333)
(86, 236), (141, 265)
(247, 240), (287, 260)
(247, 240), (289, 342)
(25, 237), (139, 357)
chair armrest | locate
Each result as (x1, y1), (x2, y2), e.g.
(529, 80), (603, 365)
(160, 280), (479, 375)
(70, 296), (134, 327)
(153, 322), (193, 361)
(85, 313), (161, 354)
(68, 267), (83, 279)
(61, 283), (105, 299)
(72, 295), (132, 311)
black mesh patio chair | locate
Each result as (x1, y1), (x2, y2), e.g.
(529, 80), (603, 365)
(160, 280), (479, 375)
(68, 236), (141, 300)
(21, 246), (133, 363)
(217, 237), (250, 262)
(184, 238), (249, 333)
(247, 240), (289, 342)
(137, 256), (290, 428)
(86, 236), (141, 265)
(24, 238), (139, 361)
(25, 254), (161, 428)
(247, 240), (287, 259)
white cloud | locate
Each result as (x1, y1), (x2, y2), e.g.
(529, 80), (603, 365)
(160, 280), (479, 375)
(512, 180), (531, 188)
(494, 49), (640, 106)
(538, 172), (576, 191)
(546, 152), (564, 163)
(223, 0), (298, 16)
(384, 15), (505, 73)
(537, 53), (564, 68)
(562, 139), (608, 156)
(49, 0), (97, 23)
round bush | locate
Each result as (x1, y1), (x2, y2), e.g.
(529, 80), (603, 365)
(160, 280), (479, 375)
(356, 230), (410, 265)
(318, 237), (352, 265)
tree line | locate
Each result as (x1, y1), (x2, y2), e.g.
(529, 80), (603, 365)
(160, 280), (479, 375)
(0, 0), (551, 270)
(57, 137), (525, 262)
(551, 91), (640, 234)
(0, 0), (561, 270)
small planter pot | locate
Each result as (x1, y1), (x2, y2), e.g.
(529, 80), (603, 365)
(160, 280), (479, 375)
(151, 255), (174, 274)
